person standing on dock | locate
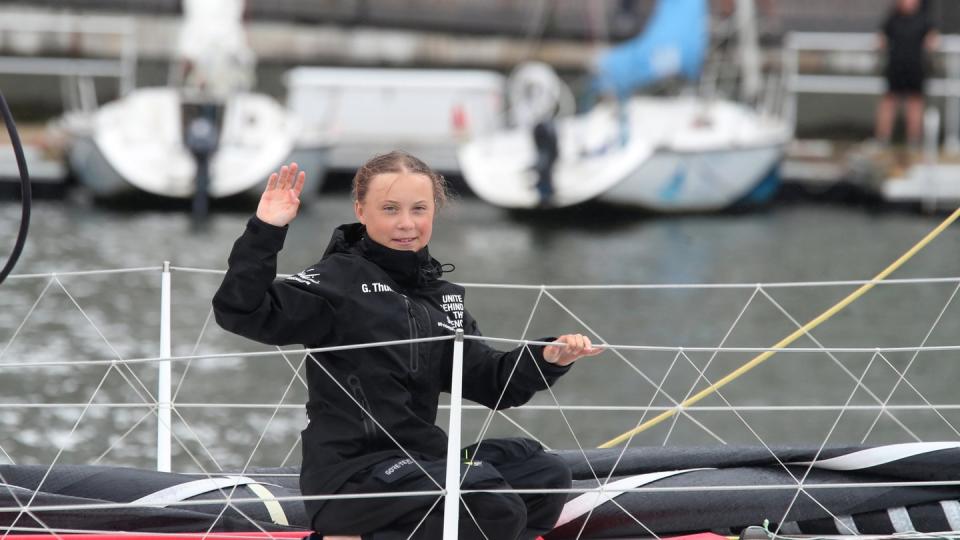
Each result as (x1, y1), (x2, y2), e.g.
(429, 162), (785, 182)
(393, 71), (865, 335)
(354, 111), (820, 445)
(874, 0), (939, 150)
(212, 152), (603, 539)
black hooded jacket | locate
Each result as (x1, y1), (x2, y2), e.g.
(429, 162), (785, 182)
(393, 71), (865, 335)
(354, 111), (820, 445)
(212, 217), (570, 516)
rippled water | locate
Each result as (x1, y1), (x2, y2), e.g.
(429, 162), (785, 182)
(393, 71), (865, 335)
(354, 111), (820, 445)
(2, 196), (960, 472)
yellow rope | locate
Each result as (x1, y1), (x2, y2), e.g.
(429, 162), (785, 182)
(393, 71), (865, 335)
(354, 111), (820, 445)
(599, 207), (960, 449)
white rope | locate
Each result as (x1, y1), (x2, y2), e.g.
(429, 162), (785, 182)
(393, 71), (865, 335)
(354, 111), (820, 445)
(459, 276), (960, 290)
(7, 337), (960, 372)
(168, 266), (229, 275)
(0, 335), (456, 369)
(467, 334), (960, 353)
(8, 264), (960, 288)
(5, 267), (162, 279)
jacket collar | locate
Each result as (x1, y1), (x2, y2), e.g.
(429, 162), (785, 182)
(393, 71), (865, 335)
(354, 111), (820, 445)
(323, 223), (443, 289)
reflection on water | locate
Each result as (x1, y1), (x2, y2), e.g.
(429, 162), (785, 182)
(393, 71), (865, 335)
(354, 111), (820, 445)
(2, 197), (960, 471)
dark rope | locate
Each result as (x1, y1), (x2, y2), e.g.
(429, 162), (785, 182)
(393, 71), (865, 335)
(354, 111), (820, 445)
(0, 91), (31, 285)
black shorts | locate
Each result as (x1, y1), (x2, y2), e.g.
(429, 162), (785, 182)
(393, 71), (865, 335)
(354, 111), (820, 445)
(886, 60), (926, 95)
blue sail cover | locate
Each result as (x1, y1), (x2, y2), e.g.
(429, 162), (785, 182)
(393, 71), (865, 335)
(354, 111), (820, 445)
(595, 0), (708, 97)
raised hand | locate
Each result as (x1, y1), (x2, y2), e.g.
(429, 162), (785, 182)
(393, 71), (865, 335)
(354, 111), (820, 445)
(256, 163), (306, 227)
(543, 333), (604, 366)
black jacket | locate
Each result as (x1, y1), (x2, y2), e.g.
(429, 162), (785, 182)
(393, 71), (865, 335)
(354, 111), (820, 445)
(212, 218), (570, 516)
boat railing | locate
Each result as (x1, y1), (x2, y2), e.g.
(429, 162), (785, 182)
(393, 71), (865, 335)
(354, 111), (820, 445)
(783, 31), (960, 151)
(6, 263), (960, 538)
(0, 11), (138, 113)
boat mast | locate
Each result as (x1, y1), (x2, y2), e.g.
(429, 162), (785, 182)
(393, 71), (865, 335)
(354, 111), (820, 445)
(736, 0), (762, 103)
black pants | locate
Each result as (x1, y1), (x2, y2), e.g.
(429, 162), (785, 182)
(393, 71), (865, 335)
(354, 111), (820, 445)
(311, 438), (571, 540)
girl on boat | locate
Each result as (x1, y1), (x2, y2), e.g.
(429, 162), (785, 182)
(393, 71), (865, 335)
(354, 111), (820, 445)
(212, 151), (602, 540)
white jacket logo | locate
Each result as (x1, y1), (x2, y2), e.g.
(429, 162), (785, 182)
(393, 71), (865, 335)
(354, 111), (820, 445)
(361, 282), (393, 293)
(439, 294), (464, 329)
(288, 269), (321, 286)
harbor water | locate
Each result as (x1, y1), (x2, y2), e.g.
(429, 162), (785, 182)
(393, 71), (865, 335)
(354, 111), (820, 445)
(2, 196), (960, 471)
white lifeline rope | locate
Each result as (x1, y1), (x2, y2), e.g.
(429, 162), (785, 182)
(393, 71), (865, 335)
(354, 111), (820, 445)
(9, 341), (960, 371)
(460, 276), (960, 290)
(8, 264), (959, 287)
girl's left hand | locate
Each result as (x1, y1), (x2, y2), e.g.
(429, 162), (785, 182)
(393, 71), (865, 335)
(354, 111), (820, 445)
(543, 334), (604, 366)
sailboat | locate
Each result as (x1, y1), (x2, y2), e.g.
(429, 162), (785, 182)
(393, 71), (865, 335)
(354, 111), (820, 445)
(66, 0), (328, 202)
(457, 0), (791, 212)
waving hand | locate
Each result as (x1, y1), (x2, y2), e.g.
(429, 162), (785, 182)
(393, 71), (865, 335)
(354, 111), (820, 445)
(256, 163), (306, 227)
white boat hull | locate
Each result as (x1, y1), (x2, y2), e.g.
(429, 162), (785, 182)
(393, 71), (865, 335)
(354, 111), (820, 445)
(458, 96), (790, 211)
(597, 143), (784, 211)
(457, 102), (655, 208)
(68, 87), (318, 199)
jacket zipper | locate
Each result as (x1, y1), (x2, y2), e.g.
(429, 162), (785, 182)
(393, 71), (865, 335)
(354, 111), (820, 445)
(402, 295), (420, 372)
(346, 375), (377, 442)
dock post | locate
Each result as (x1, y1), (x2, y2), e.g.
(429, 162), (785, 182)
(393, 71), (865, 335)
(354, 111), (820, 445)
(442, 329), (464, 539)
(158, 261), (172, 472)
